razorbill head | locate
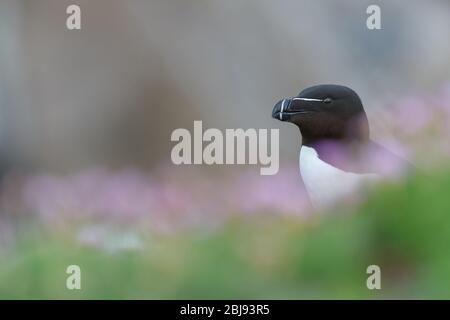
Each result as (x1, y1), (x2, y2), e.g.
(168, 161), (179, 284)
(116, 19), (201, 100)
(272, 84), (409, 209)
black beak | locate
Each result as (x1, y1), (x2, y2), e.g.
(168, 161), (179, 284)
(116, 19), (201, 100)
(272, 98), (291, 121)
(272, 97), (318, 122)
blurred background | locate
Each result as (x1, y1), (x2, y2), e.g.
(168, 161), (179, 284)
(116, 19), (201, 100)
(0, 0), (450, 299)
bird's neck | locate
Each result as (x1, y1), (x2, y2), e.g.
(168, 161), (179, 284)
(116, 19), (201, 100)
(304, 139), (372, 173)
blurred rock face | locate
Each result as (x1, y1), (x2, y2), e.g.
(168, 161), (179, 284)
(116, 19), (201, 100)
(0, 0), (202, 172)
(0, 0), (449, 172)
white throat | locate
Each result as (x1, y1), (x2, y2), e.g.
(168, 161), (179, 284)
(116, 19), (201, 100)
(299, 145), (378, 210)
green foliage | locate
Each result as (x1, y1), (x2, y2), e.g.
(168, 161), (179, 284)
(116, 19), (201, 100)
(1, 169), (450, 299)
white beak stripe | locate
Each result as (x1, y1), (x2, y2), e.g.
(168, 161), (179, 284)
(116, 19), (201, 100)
(280, 99), (286, 120)
(292, 97), (323, 102)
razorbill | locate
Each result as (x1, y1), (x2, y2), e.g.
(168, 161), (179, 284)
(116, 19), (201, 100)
(272, 84), (409, 209)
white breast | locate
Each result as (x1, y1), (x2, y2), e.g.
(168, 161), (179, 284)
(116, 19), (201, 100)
(299, 146), (379, 210)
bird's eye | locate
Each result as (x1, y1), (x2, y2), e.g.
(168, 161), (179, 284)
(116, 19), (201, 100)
(323, 97), (332, 104)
